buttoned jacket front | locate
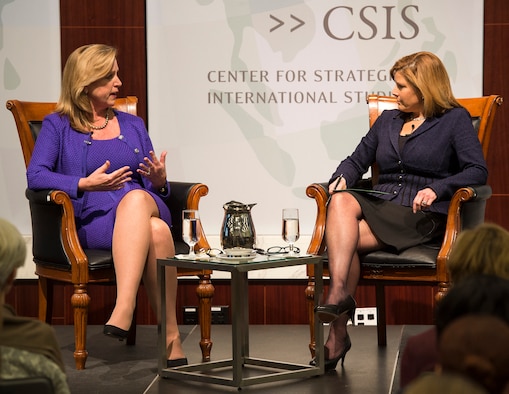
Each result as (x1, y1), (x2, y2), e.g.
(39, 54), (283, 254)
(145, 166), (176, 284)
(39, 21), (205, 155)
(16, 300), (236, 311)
(330, 107), (488, 215)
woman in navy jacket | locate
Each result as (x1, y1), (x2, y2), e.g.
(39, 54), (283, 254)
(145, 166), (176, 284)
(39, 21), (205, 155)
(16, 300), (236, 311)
(313, 52), (488, 371)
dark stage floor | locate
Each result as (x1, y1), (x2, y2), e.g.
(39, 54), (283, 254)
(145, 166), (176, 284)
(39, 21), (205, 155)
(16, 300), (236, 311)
(55, 324), (431, 394)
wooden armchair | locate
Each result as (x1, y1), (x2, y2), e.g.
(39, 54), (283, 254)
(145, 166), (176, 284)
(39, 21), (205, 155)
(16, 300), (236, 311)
(6, 97), (214, 370)
(305, 94), (503, 356)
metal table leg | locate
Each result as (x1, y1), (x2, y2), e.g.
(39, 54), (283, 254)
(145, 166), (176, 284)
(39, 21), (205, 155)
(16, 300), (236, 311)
(230, 269), (249, 387)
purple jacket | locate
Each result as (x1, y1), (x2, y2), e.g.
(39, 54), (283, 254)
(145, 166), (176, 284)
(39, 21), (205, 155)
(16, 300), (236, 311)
(330, 107), (488, 215)
(26, 111), (171, 248)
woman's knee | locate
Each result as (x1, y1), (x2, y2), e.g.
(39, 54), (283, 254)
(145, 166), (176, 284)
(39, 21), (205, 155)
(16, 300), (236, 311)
(118, 190), (156, 213)
(151, 217), (174, 246)
(328, 192), (361, 215)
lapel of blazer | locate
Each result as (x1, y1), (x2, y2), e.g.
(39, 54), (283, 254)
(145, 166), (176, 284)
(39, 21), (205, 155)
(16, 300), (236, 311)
(389, 115), (404, 156)
(388, 114), (440, 157)
(409, 117), (439, 137)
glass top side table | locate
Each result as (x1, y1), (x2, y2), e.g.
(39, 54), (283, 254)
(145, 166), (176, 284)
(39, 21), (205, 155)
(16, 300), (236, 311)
(157, 253), (324, 389)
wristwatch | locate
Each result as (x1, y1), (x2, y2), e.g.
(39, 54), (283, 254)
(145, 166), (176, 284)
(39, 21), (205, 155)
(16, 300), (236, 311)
(159, 182), (168, 195)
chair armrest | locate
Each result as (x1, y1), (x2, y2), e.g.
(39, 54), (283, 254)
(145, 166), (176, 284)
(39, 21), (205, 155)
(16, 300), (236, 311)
(25, 189), (89, 283)
(436, 185), (492, 278)
(306, 178), (373, 255)
(167, 181), (211, 250)
(306, 182), (329, 255)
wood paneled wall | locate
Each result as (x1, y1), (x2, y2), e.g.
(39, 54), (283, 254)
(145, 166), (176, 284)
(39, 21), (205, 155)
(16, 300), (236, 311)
(59, 0), (148, 123)
(7, 0), (509, 326)
(484, 0), (509, 227)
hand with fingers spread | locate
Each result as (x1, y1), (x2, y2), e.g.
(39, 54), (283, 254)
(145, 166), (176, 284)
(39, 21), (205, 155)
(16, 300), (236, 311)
(79, 160), (132, 191)
(137, 150), (168, 189)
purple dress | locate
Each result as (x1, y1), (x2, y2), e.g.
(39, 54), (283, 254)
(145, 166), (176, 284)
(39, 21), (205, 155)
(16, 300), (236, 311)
(26, 110), (171, 250)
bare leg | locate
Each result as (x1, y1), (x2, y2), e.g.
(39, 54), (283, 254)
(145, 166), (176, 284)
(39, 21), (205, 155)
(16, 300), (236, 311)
(106, 190), (184, 359)
(142, 219), (185, 360)
(324, 192), (383, 359)
(107, 190), (155, 330)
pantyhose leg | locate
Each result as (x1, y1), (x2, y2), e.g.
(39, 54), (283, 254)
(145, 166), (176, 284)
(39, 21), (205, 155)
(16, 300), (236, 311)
(107, 189), (184, 359)
(324, 192), (383, 359)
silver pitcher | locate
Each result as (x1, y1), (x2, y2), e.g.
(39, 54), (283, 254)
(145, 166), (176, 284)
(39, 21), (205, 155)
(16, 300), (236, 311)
(220, 201), (257, 250)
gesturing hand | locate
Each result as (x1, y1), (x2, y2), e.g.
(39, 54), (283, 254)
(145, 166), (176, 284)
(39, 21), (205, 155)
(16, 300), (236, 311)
(137, 150), (168, 189)
(79, 160), (132, 191)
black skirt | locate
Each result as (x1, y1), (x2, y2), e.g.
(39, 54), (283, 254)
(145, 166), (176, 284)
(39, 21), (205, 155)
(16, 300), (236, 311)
(347, 191), (447, 252)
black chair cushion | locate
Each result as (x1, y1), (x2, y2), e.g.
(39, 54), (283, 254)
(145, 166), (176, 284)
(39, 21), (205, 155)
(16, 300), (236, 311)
(28, 120), (42, 141)
(34, 249), (113, 271)
(84, 249), (114, 270)
(361, 244), (438, 268)
(320, 243), (439, 269)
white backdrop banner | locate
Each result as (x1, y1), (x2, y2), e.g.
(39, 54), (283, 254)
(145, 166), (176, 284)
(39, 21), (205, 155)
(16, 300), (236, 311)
(0, 0), (61, 278)
(146, 0), (483, 246)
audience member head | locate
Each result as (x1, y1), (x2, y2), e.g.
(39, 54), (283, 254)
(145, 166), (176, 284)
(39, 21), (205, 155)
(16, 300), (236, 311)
(0, 218), (26, 293)
(447, 223), (509, 283)
(436, 275), (509, 336)
(438, 315), (509, 394)
(404, 372), (491, 394)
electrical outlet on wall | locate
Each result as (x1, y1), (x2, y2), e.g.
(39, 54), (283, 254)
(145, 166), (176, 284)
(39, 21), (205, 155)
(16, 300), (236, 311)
(354, 307), (378, 326)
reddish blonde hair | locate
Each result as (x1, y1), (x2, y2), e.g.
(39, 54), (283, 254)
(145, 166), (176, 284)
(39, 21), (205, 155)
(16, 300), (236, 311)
(390, 51), (461, 118)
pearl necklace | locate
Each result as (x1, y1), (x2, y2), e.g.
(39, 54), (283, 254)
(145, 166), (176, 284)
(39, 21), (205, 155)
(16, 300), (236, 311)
(91, 110), (110, 130)
(409, 116), (425, 122)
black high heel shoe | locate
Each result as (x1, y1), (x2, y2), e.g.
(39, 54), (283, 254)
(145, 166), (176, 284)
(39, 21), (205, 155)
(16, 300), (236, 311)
(103, 324), (129, 341)
(315, 295), (356, 323)
(309, 334), (352, 372)
(166, 358), (188, 368)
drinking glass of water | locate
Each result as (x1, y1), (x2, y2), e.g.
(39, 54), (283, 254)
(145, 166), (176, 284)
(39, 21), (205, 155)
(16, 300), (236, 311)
(182, 209), (201, 256)
(282, 208), (300, 254)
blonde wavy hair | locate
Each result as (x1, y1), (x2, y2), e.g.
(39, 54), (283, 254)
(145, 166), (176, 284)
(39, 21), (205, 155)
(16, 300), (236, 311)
(0, 218), (26, 291)
(55, 44), (117, 132)
(390, 51), (462, 118)
(447, 223), (509, 283)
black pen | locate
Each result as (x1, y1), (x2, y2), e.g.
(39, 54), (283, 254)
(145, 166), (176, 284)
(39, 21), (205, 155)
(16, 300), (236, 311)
(333, 174), (343, 191)
(326, 174), (343, 205)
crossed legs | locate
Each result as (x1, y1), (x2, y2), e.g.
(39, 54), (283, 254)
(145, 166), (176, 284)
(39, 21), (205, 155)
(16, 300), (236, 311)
(324, 192), (383, 360)
(106, 190), (184, 360)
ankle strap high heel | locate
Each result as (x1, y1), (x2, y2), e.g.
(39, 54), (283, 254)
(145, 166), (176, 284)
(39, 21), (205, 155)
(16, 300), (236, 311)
(314, 295), (357, 323)
(309, 333), (352, 371)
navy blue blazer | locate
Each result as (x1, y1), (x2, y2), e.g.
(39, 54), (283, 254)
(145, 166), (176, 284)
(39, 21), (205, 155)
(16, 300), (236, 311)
(330, 107), (488, 215)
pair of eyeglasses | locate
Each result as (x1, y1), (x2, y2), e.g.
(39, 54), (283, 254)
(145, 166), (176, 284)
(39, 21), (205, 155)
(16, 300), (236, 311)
(197, 248), (224, 257)
(198, 246), (301, 257)
(257, 246), (301, 255)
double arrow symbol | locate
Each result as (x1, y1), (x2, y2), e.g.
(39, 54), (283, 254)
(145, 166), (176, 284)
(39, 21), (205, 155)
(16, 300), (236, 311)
(270, 14), (305, 32)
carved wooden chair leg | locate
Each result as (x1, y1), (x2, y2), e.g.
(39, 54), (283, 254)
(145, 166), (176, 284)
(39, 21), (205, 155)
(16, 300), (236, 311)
(305, 277), (317, 358)
(436, 281), (449, 302)
(72, 284), (90, 370)
(196, 273), (214, 362)
(37, 277), (52, 323)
